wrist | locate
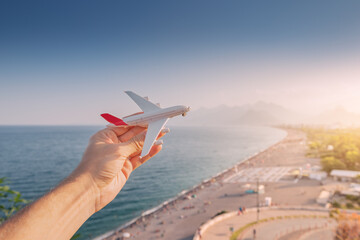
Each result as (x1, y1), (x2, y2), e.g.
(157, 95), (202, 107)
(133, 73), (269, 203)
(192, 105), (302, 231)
(66, 169), (100, 215)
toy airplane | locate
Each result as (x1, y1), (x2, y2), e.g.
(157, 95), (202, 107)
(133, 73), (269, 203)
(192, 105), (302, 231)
(101, 91), (190, 157)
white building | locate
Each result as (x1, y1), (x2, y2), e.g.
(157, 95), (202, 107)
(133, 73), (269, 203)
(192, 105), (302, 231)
(330, 170), (360, 182)
(264, 197), (272, 206)
(317, 191), (331, 205)
(309, 171), (327, 181)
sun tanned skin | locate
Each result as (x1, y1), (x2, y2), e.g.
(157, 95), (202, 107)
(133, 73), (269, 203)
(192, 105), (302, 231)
(0, 126), (167, 240)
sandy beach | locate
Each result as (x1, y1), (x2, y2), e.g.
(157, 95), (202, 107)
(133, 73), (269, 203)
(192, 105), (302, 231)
(99, 128), (322, 240)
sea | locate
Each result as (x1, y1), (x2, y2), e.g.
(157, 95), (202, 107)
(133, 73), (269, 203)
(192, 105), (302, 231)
(0, 125), (286, 239)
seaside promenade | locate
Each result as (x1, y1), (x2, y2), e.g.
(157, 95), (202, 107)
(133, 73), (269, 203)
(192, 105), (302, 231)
(100, 129), (324, 240)
(199, 207), (335, 240)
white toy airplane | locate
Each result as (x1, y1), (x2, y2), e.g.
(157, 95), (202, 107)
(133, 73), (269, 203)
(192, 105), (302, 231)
(101, 91), (190, 157)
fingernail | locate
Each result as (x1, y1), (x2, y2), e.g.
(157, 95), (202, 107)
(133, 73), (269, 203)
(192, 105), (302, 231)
(161, 128), (170, 133)
(154, 140), (163, 145)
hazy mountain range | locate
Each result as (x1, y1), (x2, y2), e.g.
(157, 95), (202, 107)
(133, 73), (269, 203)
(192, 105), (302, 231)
(172, 102), (360, 127)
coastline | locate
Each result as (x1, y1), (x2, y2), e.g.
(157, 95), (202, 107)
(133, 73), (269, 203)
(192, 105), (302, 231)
(94, 127), (288, 240)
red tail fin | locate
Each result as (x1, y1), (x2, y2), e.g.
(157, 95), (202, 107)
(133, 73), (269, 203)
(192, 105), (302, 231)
(101, 113), (128, 126)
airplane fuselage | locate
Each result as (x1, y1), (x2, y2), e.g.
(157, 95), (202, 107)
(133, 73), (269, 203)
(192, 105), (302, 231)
(123, 105), (190, 127)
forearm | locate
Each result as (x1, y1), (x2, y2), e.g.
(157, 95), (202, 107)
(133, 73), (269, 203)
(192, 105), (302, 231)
(0, 172), (97, 240)
(0, 127), (161, 240)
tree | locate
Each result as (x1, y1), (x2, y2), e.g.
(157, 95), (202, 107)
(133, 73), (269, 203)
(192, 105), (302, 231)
(321, 156), (346, 173)
(345, 149), (360, 170)
(0, 177), (28, 224)
(335, 212), (360, 240)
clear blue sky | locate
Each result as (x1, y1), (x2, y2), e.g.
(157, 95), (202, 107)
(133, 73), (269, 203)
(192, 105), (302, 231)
(1, 1), (360, 124)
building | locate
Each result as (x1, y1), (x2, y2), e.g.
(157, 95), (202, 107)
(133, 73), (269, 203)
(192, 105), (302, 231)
(316, 190), (331, 205)
(309, 171), (327, 181)
(330, 170), (360, 182)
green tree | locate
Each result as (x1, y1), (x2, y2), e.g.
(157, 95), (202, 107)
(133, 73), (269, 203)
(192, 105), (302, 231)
(0, 177), (28, 224)
(321, 156), (346, 173)
(345, 149), (360, 170)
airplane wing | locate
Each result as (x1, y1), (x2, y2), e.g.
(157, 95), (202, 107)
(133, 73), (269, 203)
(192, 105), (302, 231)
(141, 118), (169, 156)
(125, 91), (161, 112)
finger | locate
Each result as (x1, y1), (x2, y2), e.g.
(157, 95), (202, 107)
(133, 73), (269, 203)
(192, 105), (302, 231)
(131, 144), (162, 169)
(117, 126), (168, 143)
(118, 126), (147, 143)
(107, 126), (132, 136)
(157, 128), (170, 139)
(127, 130), (168, 159)
(119, 129), (168, 158)
(90, 127), (130, 144)
(130, 143), (163, 170)
(121, 159), (133, 180)
(120, 131), (147, 157)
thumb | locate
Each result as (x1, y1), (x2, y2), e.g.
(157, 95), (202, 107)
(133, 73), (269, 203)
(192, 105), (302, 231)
(118, 131), (146, 157)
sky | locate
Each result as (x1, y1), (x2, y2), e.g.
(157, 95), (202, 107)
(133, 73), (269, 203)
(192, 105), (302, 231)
(1, 1), (360, 125)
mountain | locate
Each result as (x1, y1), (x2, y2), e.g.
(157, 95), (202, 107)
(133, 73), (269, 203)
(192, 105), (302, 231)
(309, 106), (360, 126)
(180, 105), (247, 125)
(172, 101), (301, 126)
(237, 109), (280, 125)
(249, 101), (304, 124)
(171, 102), (360, 127)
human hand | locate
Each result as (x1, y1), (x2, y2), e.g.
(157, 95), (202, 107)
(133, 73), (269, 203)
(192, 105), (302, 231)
(73, 126), (167, 212)
(0, 125), (168, 240)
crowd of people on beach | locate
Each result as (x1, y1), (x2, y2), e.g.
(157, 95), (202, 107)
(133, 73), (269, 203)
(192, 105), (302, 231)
(107, 140), (285, 240)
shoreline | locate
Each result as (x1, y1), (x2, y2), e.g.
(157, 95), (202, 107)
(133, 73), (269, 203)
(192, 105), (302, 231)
(94, 127), (288, 240)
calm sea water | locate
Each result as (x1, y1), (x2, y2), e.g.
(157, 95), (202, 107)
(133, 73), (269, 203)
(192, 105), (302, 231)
(0, 125), (286, 239)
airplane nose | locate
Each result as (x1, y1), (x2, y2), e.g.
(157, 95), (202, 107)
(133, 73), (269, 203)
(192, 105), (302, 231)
(182, 106), (190, 117)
